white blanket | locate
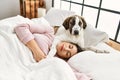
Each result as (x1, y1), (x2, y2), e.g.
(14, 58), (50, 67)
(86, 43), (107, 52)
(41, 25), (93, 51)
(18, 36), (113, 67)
(0, 16), (77, 80)
(0, 30), (77, 80)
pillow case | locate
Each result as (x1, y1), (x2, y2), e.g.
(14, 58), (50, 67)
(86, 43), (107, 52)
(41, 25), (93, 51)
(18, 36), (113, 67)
(31, 17), (50, 26)
(44, 8), (76, 27)
(84, 23), (109, 47)
(68, 51), (120, 74)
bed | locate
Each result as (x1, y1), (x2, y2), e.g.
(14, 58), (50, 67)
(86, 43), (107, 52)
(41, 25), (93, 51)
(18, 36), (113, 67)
(0, 8), (120, 80)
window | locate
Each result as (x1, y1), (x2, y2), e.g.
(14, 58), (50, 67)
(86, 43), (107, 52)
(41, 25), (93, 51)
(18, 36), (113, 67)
(102, 0), (120, 11)
(85, 0), (100, 7)
(61, 1), (70, 10)
(71, 3), (82, 15)
(97, 11), (120, 40)
(83, 7), (98, 27)
(53, 0), (120, 43)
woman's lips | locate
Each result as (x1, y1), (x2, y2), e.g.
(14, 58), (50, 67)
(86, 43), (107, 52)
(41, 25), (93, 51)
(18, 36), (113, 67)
(60, 44), (64, 51)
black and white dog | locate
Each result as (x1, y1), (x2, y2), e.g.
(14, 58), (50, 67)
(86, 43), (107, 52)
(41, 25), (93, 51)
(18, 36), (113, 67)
(48, 15), (109, 57)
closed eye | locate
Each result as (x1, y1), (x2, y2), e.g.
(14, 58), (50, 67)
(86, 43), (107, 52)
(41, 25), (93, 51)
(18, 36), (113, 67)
(66, 51), (71, 58)
(69, 45), (73, 49)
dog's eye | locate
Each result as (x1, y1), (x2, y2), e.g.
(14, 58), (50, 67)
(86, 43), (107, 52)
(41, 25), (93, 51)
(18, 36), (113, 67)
(70, 20), (75, 25)
(79, 21), (82, 25)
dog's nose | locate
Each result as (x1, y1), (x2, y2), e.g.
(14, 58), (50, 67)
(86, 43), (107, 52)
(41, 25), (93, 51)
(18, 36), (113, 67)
(74, 30), (79, 35)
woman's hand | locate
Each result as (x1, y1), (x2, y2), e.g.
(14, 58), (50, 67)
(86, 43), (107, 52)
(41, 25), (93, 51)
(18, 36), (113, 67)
(32, 51), (46, 62)
(26, 39), (46, 62)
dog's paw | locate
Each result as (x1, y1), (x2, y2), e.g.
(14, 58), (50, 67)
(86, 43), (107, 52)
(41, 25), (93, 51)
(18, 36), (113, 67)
(103, 50), (110, 53)
(95, 50), (110, 53)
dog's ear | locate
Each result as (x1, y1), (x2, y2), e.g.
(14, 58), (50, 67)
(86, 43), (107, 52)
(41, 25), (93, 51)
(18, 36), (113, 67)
(62, 17), (71, 30)
(80, 16), (87, 29)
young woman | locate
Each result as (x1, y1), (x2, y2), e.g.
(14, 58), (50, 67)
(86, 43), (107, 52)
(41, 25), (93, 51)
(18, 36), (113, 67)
(14, 23), (91, 80)
(14, 23), (83, 62)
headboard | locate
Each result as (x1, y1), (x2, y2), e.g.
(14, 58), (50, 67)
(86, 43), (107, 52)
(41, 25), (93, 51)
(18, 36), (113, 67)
(19, 0), (46, 19)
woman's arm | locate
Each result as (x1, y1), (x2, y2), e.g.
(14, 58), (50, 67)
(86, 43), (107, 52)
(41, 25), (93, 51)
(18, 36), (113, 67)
(14, 23), (54, 44)
(14, 23), (54, 62)
(26, 39), (46, 62)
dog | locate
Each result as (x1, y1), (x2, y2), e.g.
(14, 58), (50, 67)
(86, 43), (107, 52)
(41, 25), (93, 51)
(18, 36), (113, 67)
(48, 15), (109, 57)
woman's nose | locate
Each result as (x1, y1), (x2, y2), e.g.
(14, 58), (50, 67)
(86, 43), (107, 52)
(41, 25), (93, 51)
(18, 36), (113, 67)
(64, 47), (70, 51)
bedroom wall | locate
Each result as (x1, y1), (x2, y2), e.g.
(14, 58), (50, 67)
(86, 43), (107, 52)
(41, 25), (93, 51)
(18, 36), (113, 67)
(0, 0), (20, 20)
(0, 0), (52, 20)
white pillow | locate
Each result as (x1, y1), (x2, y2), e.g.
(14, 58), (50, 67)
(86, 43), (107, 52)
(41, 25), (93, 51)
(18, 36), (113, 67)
(44, 8), (76, 26)
(68, 51), (120, 76)
(31, 17), (51, 26)
(84, 23), (109, 47)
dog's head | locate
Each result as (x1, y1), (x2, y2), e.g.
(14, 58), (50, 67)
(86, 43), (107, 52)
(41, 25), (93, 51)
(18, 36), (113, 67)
(62, 15), (87, 35)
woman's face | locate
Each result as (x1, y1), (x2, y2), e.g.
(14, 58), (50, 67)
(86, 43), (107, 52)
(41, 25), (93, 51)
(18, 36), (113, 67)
(56, 41), (77, 59)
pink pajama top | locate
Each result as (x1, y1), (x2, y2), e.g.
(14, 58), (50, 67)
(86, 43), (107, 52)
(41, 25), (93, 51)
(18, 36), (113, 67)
(14, 23), (55, 55)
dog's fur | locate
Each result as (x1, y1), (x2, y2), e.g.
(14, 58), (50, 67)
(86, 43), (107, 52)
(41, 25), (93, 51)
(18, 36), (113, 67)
(48, 15), (109, 57)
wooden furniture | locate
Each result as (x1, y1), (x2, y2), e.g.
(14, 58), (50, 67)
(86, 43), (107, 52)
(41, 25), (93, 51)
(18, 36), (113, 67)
(19, 0), (46, 19)
(108, 40), (120, 51)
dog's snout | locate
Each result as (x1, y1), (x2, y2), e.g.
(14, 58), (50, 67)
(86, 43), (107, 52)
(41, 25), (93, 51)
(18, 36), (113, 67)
(74, 30), (79, 35)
